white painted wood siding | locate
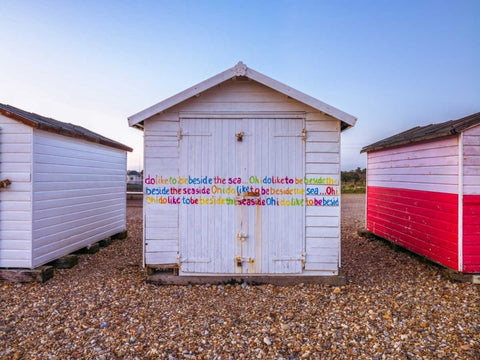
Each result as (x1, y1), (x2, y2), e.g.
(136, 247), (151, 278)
(144, 79), (342, 275)
(367, 137), (459, 194)
(463, 124), (480, 195)
(144, 113), (180, 265)
(0, 115), (33, 268)
(305, 113), (340, 274)
(31, 129), (127, 267)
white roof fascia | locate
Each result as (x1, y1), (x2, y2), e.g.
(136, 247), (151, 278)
(245, 67), (357, 127)
(128, 62), (357, 128)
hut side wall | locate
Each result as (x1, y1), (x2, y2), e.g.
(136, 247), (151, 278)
(366, 137), (459, 270)
(0, 115), (33, 268)
(144, 79), (341, 274)
(462, 124), (480, 273)
(31, 129), (127, 267)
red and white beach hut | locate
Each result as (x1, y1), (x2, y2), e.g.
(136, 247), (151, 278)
(361, 112), (480, 273)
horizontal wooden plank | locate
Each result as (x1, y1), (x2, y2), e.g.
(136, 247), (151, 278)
(369, 173), (458, 185)
(305, 120), (339, 132)
(1, 210), (31, 221)
(2, 133), (31, 144)
(463, 145), (480, 156)
(34, 173), (126, 183)
(1, 152), (32, 163)
(0, 220), (31, 231)
(0, 172), (31, 182)
(463, 136), (480, 146)
(305, 112), (332, 121)
(306, 216), (339, 227)
(146, 240), (179, 252)
(145, 251), (178, 264)
(172, 101), (310, 114)
(306, 254), (338, 263)
(306, 227), (340, 238)
(305, 163), (339, 174)
(0, 230), (31, 241)
(145, 139), (178, 147)
(304, 262), (338, 271)
(145, 227), (178, 240)
(0, 200), (30, 211)
(305, 131), (339, 142)
(368, 165), (458, 176)
(306, 142), (339, 153)
(305, 237), (338, 250)
(306, 206), (340, 217)
(0, 258), (31, 268)
(0, 116), (32, 133)
(0, 143), (31, 153)
(0, 190), (31, 202)
(146, 121), (180, 132)
(34, 180), (126, 192)
(144, 145), (178, 158)
(368, 156), (459, 169)
(305, 153), (339, 164)
(367, 180), (458, 194)
(0, 240), (30, 251)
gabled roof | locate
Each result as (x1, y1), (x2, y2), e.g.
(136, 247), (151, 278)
(0, 103), (132, 152)
(128, 61), (357, 130)
(361, 112), (480, 153)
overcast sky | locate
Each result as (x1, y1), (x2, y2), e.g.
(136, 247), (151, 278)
(1, 0), (479, 170)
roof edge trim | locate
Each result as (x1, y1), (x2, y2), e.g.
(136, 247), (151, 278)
(128, 61), (357, 129)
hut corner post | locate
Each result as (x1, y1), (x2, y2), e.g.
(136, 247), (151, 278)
(457, 132), (464, 272)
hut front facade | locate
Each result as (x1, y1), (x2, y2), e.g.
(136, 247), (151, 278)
(129, 62), (357, 281)
(362, 113), (480, 273)
(0, 104), (132, 269)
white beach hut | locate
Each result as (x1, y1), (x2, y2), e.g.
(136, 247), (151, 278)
(129, 62), (357, 284)
(0, 104), (132, 271)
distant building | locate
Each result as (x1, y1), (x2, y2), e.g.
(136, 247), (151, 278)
(127, 170), (143, 184)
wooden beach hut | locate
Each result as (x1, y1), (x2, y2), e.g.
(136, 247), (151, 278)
(0, 103), (132, 271)
(129, 62), (357, 284)
(362, 112), (480, 274)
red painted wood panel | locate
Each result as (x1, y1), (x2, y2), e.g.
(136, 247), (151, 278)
(463, 195), (480, 273)
(367, 186), (458, 270)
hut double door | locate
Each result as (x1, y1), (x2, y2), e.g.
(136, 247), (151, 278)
(179, 117), (304, 274)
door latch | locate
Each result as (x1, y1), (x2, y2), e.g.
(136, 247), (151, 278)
(236, 232), (248, 241)
(235, 131), (244, 141)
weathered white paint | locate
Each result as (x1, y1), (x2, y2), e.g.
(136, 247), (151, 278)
(462, 124), (480, 195)
(31, 129), (127, 267)
(142, 78), (344, 275)
(0, 114), (33, 268)
(366, 137), (459, 194)
(129, 62), (357, 129)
